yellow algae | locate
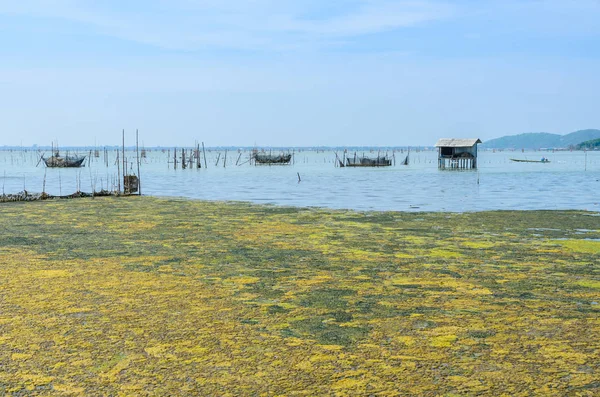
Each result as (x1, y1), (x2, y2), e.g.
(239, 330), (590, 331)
(21, 374), (54, 386)
(427, 248), (463, 258)
(0, 198), (598, 396)
(228, 276), (261, 285)
(394, 336), (416, 346)
(309, 353), (337, 363)
(11, 352), (33, 361)
(294, 360), (313, 370)
(318, 344), (344, 351)
(30, 269), (72, 278)
(461, 241), (496, 249)
(331, 378), (366, 390)
(52, 383), (86, 394)
(387, 276), (421, 286)
(294, 274), (333, 286)
(576, 279), (600, 289)
(430, 335), (457, 348)
(101, 356), (133, 381)
(554, 239), (600, 254)
(144, 345), (170, 357)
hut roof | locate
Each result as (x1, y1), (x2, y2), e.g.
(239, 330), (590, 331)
(435, 138), (482, 148)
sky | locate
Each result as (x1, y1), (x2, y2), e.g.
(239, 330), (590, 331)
(1, 0), (599, 147)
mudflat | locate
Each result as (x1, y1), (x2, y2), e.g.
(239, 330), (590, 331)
(0, 197), (598, 395)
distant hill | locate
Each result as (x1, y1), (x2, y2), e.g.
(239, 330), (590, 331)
(482, 129), (600, 149)
(576, 138), (600, 150)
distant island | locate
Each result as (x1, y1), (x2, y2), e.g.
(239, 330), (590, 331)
(482, 129), (600, 150)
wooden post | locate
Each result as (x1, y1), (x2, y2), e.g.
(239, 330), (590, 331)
(174, 147), (177, 170)
(182, 148), (186, 169)
(116, 150), (121, 194)
(136, 129), (141, 195)
(196, 144), (200, 168)
(122, 129), (125, 189)
(202, 142), (207, 168)
(223, 150), (227, 168)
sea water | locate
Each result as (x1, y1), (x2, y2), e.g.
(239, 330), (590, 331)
(1, 149), (598, 212)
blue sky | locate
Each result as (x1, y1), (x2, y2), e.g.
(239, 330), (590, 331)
(1, 0), (599, 146)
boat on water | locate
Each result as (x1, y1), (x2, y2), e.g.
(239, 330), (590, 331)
(510, 158), (550, 163)
(42, 152), (86, 168)
(346, 155), (392, 167)
(253, 153), (292, 165)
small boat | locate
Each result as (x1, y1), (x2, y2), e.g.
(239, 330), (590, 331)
(346, 155), (392, 167)
(253, 153), (292, 165)
(510, 158), (550, 163)
(42, 152), (86, 168)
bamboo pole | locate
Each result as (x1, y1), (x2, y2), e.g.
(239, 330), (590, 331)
(197, 144), (201, 168)
(136, 129), (141, 195)
(122, 129), (125, 193)
(116, 150), (121, 194)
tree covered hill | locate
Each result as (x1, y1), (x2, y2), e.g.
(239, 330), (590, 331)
(483, 129), (600, 149)
(576, 138), (600, 150)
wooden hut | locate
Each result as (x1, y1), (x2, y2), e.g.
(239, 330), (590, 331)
(435, 138), (482, 169)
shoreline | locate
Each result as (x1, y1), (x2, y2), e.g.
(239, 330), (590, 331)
(2, 190), (600, 215)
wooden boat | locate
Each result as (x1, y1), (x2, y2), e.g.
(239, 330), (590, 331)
(42, 152), (86, 168)
(510, 158), (550, 163)
(253, 153), (292, 165)
(346, 155), (392, 167)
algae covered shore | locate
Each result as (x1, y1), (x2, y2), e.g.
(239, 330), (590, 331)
(0, 197), (598, 396)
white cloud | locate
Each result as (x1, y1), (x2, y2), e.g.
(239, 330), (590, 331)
(0, 0), (456, 50)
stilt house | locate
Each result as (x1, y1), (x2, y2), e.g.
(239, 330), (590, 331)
(435, 138), (482, 169)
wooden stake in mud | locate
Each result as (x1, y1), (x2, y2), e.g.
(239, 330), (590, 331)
(116, 150), (121, 194)
(136, 129), (141, 195)
(42, 168), (47, 195)
(122, 129), (125, 191)
(202, 142), (207, 168)
(182, 148), (186, 170)
(215, 153), (221, 167)
(235, 152), (242, 166)
(223, 150), (227, 168)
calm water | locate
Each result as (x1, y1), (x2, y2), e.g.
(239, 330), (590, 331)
(1, 149), (599, 212)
